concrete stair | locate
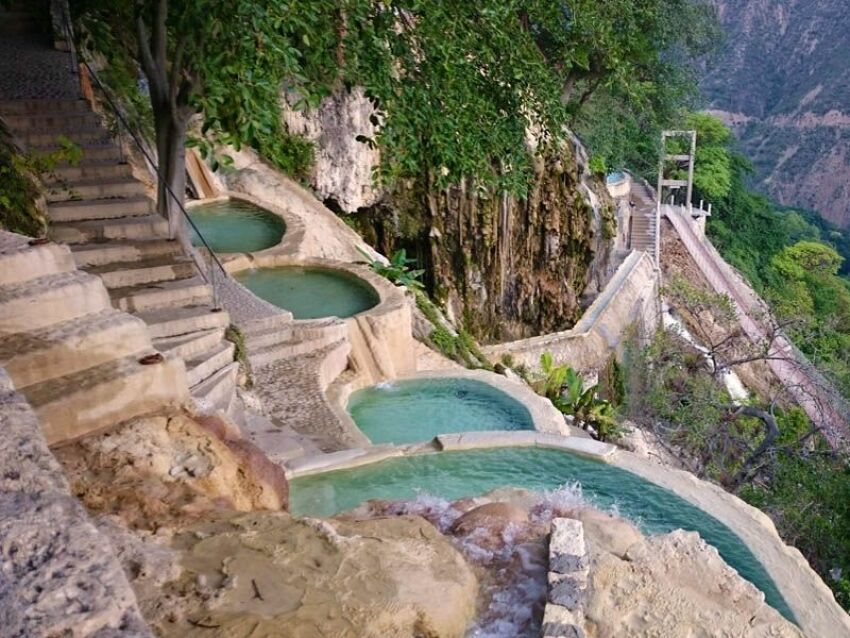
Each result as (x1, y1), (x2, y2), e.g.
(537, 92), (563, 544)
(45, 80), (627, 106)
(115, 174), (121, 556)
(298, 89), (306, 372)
(153, 327), (225, 360)
(135, 305), (230, 339)
(0, 270), (111, 334)
(25, 351), (187, 445)
(110, 276), (212, 313)
(70, 239), (179, 267)
(0, 231), (189, 444)
(48, 195), (154, 223)
(1, 94), (237, 415)
(630, 213), (656, 252)
(88, 255), (196, 289)
(46, 176), (147, 203)
(50, 215), (169, 244)
(0, 236), (75, 286)
(0, 309), (151, 388)
(186, 342), (235, 387)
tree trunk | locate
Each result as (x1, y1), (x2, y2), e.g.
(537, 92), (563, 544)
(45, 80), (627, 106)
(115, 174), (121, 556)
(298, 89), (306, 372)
(153, 104), (189, 242)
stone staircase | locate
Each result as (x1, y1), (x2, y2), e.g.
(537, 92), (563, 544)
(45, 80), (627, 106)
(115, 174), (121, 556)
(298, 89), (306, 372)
(0, 231), (188, 445)
(0, 97), (236, 412)
(628, 181), (658, 255)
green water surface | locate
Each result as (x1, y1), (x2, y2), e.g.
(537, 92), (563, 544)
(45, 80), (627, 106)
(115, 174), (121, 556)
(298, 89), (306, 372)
(235, 266), (379, 319)
(189, 200), (285, 253)
(349, 378), (535, 444)
(290, 446), (794, 622)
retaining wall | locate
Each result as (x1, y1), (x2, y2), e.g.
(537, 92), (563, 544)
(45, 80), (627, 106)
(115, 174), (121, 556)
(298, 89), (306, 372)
(483, 250), (659, 373)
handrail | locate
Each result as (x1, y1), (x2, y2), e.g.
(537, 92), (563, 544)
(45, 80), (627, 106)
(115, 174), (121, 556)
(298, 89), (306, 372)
(59, 4), (227, 309)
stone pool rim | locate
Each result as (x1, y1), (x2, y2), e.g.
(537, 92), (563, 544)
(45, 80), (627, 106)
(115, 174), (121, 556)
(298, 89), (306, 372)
(187, 192), (303, 260)
(224, 255), (408, 325)
(328, 369), (571, 446)
(284, 432), (850, 637)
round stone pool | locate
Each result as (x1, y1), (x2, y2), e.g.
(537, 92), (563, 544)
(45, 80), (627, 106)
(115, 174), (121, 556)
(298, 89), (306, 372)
(348, 378), (535, 444)
(235, 266), (379, 319)
(290, 447), (793, 622)
(188, 199), (285, 253)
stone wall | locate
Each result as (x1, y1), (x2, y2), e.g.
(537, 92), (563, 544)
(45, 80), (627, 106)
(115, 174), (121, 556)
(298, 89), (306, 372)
(543, 518), (589, 638)
(483, 250), (659, 374)
(0, 368), (151, 637)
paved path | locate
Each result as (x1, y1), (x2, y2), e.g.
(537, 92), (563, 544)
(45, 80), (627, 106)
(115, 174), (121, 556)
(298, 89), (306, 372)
(664, 205), (850, 449)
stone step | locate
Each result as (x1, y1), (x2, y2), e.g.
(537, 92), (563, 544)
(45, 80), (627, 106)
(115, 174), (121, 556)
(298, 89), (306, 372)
(0, 271), (111, 334)
(153, 327), (225, 360)
(48, 195), (154, 223)
(0, 238), (75, 286)
(135, 305), (230, 339)
(87, 254), (196, 289)
(186, 341), (235, 387)
(22, 352), (189, 445)
(1, 111), (99, 131)
(110, 276), (212, 313)
(0, 99), (89, 116)
(51, 161), (132, 183)
(70, 239), (179, 268)
(191, 361), (238, 414)
(19, 126), (111, 147)
(0, 309), (150, 389)
(50, 214), (169, 244)
(46, 177), (147, 203)
(58, 142), (123, 164)
(248, 330), (346, 369)
(242, 322), (294, 351)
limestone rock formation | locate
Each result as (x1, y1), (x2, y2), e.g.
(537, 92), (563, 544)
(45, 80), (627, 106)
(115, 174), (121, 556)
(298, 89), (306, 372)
(585, 530), (805, 637)
(279, 87), (616, 343)
(54, 412), (287, 529)
(135, 513), (478, 637)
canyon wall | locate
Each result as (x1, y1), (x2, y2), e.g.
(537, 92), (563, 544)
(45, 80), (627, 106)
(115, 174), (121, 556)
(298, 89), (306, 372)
(283, 90), (615, 344)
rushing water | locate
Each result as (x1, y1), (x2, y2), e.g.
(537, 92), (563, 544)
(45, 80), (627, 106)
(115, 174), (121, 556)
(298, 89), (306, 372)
(188, 199), (285, 253)
(235, 266), (379, 319)
(348, 378), (535, 444)
(291, 447), (793, 622)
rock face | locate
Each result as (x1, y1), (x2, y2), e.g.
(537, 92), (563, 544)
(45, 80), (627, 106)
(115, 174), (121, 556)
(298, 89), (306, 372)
(282, 87), (383, 213)
(54, 412), (287, 530)
(280, 88), (615, 343)
(702, 0), (850, 228)
(585, 530), (805, 638)
(0, 370), (151, 637)
(138, 513), (478, 638)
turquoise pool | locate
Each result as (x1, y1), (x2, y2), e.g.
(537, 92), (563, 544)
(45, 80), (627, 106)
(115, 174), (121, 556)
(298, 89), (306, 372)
(235, 266), (379, 319)
(290, 447), (794, 621)
(348, 378), (535, 444)
(188, 199), (285, 253)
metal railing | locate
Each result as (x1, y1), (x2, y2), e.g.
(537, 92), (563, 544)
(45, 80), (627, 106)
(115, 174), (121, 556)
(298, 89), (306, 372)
(59, 4), (227, 309)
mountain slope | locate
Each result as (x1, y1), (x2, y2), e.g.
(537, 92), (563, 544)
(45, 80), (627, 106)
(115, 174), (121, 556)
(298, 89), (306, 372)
(701, 0), (850, 228)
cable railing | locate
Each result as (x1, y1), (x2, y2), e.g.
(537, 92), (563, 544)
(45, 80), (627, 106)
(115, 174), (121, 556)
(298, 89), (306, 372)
(58, 3), (227, 310)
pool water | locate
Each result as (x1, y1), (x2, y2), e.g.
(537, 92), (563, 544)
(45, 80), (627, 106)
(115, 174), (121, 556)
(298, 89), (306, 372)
(290, 447), (794, 621)
(188, 200), (285, 253)
(235, 266), (379, 319)
(349, 378), (535, 444)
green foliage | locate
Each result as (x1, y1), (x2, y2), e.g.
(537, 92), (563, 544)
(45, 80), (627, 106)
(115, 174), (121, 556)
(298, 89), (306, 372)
(535, 353), (620, 440)
(224, 325), (252, 388)
(359, 247), (425, 291)
(77, 0), (717, 195)
(0, 128), (81, 236)
(414, 290), (491, 370)
(588, 155), (607, 176)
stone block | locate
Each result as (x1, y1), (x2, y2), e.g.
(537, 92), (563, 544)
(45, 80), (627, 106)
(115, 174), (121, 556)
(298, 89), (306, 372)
(542, 603), (586, 638)
(550, 518), (589, 574)
(548, 572), (587, 610)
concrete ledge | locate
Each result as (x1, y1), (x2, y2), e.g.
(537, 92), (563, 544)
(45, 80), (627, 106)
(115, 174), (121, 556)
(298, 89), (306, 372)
(285, 445), (407, 479)
(483, 250), (659, 374)
(436, 431), (616, 461)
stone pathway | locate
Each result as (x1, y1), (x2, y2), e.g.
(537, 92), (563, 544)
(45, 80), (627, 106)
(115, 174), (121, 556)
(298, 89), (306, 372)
(0, 4), (79, 101)
(251, 340), (363, 453)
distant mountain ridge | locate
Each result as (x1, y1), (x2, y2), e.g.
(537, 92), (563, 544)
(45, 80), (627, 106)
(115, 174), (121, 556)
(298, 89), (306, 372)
(701, 0), (850, 228)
